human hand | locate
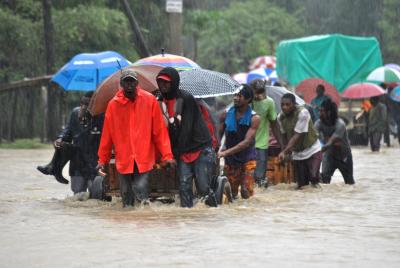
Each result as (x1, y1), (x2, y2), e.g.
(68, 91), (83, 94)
(54, 138), (63, 149)
(217, 151), (227, 159)
(96, 163), (106, 176)
(278, 151), (286, 163)
(161, 159), (177, 169)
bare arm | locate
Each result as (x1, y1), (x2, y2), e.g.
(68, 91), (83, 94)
(270, 119), (283, 148)
(281, 132), (304, 156)
(218, 111), (226, 142)
(218, 115), (260, 158)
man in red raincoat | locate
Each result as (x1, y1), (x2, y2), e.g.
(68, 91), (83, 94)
(97, 69), (176, 207)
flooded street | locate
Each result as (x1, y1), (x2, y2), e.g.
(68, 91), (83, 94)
(0, 146), (399, 267)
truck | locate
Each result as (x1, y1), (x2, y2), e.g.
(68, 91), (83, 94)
(276, 34), (383, 145)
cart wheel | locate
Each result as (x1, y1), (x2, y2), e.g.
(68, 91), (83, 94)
(90, 176), (106, 200)
(215, 176), (233, 205)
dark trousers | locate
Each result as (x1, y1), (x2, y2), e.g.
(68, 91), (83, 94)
(118, 168), (150, 207)
(321, 153), (355, 185)
(293, 151), (322, 188)
(395, 116), (400, 144)
(369, 131), (382, 152)
(71, 175), (89, 194)
(178, 147), (215, 208)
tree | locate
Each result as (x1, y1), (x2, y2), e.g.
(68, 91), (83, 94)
(52, 5), (138, 68)
(191, 0), (305, 73)
(120, 0), (151, 57)
(0, 8), (44, 83)
(379, 0), (400, 63)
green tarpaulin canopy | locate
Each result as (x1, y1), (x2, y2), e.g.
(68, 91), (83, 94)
(276, 34), (382, 93)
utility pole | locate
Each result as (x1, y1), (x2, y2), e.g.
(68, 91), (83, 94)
(120, 0), (151, 57)
(43, 0), (55, 75)
(166, 0), (183, 55)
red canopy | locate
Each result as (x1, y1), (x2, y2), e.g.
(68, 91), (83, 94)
(295, 78), (341, 105)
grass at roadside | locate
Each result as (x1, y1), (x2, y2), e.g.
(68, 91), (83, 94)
(0, 139), (52, 149)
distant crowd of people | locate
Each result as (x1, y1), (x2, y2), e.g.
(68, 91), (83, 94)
(38, 70), (400, 208)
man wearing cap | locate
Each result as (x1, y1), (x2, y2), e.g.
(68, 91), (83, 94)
(218, 84), (260, 199)
(156, 67), (217, 208)
(97, 69), (176, 207)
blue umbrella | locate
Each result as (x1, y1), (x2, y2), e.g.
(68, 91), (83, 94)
(52, 51), (131, 91)
(246, 68), (278, 84)
(390, 86), (400, 103)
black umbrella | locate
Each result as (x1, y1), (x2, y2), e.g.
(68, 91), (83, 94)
(179, 69), (241, 98)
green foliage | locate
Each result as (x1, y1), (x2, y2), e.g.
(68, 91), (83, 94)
(379, 0), (400, 63)
(53, 5), (138, 69)
(129, 0), (169, 55)
(192, 0), (305, 73)
(0, 0), (399, 83)
(53, 0), (112, 9)
(0, 9), (44, 82)
(0, 139), (52, 149)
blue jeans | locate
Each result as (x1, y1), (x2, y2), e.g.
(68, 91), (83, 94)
(178, 147), (216, 208)
(118, 170), (150, 207)
(254, 148), (268, 184)
(71, 175), (88, 194)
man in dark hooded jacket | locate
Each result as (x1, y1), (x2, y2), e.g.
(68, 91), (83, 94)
(156, 67), (217, 208)
(37, 91), (104, 194)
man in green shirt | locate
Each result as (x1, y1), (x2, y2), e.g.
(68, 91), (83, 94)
(250, 79), (281, 187)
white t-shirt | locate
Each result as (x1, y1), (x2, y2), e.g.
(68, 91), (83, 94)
(279, 108), (321, 160)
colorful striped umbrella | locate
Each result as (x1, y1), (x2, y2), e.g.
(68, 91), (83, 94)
(246, 68), (278, 84)
(366, 66), (400, 83)
(248, 56), (276, 70)
(385, 63), (400, 73)
(133, 53), (200, 71)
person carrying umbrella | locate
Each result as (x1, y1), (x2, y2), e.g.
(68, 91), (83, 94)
(311, 84), (331, 120)
(155, 67), (217, 208)
(37, 91), (104, 194)
(96, 69), (176, 207)
(315, 98), (355, 185)
(218, 85), (260, 199)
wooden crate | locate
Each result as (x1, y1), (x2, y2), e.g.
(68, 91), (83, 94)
(104, 161), (179, 198)
(266, 156), (294, 185)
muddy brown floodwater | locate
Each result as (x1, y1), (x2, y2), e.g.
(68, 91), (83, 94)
(0, 145), (399, 267)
